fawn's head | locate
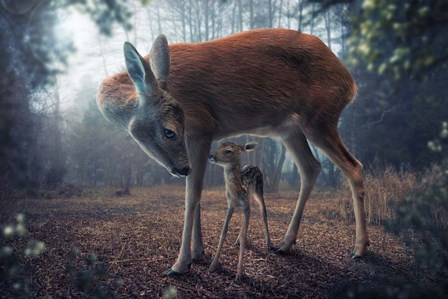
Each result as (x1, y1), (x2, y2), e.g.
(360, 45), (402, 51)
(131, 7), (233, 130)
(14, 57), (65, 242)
(209, 142), (257, 167)
(124, 35), (190, 177)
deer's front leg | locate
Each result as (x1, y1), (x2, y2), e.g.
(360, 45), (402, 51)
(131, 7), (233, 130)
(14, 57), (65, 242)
(164, 138), (211, 276)
(192, 203), (204, 260)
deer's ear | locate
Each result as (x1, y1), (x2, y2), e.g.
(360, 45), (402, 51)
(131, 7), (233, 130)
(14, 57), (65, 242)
(244, 142), (257, 151)
(124, 42), (158, 99)
(150, 34), (170, 89)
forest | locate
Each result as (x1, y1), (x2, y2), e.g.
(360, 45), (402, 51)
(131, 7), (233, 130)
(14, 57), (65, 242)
(1, 0), (447, 298)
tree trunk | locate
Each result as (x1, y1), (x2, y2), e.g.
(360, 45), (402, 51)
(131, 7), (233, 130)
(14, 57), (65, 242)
(204, 0), (209, 40)
(310, 2), (316, 34)
(324, 9), (332, 50)
(189, 0), (194, 42)
(278, 0), (283, 27)
(249, 0), (254, 29)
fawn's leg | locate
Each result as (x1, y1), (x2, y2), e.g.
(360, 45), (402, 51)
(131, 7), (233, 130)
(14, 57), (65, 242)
(254, 187), (272, 250)
(234, 221), (244, 246)
(236, 204), (250, 282)
(209, 206), (234, 272)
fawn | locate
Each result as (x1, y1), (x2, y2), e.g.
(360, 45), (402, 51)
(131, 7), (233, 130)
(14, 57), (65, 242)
(208, 141), (272, 281)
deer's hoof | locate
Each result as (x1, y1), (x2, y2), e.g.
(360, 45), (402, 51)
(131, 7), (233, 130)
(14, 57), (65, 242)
(272, 247), (288, 255)
(163, 268), (182, 277)
(163, 263), (191, 277)
(192, 250), (205, 261)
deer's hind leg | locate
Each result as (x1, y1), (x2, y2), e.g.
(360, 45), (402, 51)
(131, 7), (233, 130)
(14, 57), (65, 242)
(253, 173), (273, 250)
(275, 130), (321, 254)
(304, 125), (369, 257)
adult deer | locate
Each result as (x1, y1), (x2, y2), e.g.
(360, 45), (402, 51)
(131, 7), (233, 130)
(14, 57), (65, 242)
(97, 29), (369, 276)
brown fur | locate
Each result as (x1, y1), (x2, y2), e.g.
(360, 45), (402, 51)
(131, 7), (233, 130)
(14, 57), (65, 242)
(98, 29), (356, 137)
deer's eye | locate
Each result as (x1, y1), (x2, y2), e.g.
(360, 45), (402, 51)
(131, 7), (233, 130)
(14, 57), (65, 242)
(224, 150), (232, 157)
(164, 128), (176, 139)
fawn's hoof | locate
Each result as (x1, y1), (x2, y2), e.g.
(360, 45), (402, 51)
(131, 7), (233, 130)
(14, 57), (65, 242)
(350, 252), (363, 259)
(235, 273), (244, 283)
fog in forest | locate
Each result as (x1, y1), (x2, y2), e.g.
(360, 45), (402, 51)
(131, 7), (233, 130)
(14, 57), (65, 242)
(1, 0), (446, 194)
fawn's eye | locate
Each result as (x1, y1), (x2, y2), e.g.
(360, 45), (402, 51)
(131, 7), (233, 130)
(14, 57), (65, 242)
(224, 150), (232, 157)
(164, 128), (176, 139)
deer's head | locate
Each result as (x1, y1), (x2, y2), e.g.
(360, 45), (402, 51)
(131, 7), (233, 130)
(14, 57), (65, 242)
(124, 35), (190, 178)
(208, 142), (257, 167)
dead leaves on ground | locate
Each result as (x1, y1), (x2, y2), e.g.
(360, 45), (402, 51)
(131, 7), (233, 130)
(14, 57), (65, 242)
(7, 187), (427, 298)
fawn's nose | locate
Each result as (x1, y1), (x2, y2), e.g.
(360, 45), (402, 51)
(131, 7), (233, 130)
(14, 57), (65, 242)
(208, 154), (216, 162)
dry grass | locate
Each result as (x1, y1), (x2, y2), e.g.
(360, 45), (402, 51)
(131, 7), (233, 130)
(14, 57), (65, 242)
(337, 165), (444, 226)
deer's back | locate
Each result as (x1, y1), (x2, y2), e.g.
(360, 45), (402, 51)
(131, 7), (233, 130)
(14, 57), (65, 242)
(98, 29), (356, 138)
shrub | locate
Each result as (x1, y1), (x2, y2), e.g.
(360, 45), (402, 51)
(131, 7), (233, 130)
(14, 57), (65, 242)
(66, 248), (122, 298)
(338, 164), (444, 227)
(0, 214), (45, 297)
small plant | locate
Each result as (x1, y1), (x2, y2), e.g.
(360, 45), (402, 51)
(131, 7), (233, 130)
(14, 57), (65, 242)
(163, 286), (178, 299)
(66, 248), (122, 298)
(0, 214), (45, 297)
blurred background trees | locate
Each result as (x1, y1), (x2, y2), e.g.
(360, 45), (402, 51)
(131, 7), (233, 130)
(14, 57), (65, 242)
(0, 0), (447, 196)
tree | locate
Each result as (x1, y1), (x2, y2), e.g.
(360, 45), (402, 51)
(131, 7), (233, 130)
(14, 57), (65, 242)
(0, 0), (140, 192)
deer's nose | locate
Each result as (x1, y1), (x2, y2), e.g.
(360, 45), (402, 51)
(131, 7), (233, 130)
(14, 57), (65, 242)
(208, 154), (216, 162)
(181, 166), (191, 176)
(174, 166), (191, 176)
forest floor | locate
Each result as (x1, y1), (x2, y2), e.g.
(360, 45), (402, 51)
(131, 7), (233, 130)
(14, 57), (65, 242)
(2, 187), (439, 298)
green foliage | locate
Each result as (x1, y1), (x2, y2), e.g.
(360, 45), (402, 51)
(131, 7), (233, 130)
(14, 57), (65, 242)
(0, 214), (45, 297)
(339, 0), (448, 168)
(348, 0), (448, 80)
(163, 286), (178, 299)
(428, 122), (448, 153)
(66, 248), (122, 298)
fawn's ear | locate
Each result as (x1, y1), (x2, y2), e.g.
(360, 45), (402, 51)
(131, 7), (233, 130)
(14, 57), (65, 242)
(244, 142), (257, 151)
(124, 42), (158, 100)
(150, 34), (170, 90)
